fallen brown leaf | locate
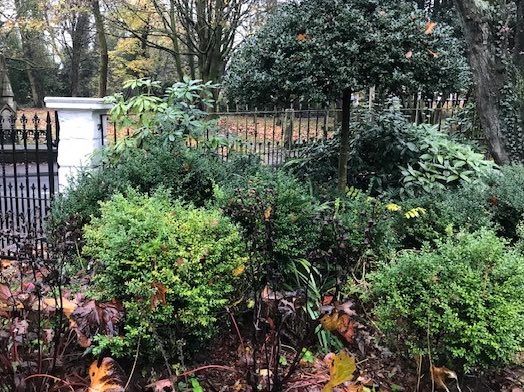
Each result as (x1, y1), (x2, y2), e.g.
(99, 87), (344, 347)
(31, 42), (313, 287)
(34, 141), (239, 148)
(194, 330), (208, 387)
(431, 366), (462, 392)
(88, 357), (126, 392)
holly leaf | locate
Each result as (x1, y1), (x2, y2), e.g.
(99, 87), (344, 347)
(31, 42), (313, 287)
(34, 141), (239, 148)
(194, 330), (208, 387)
(323, 351), (356, 392)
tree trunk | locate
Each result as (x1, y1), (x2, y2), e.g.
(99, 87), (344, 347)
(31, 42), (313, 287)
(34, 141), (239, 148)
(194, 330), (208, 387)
(169, 0), (184, 80)
(92, 0), (108, 97)
(514, 0), (524, 160)
(453, 0), (510, 164)
(14, 0), (45, 107)
(338, 88), (352, 192)
(70, 13), (89, 96)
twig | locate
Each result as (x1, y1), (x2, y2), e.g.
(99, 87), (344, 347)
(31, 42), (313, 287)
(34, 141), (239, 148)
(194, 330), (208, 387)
(124, 336), (141, 391)
(178, 365), (236, 377)
(226, 306), (244, 350)
(416, 354), (422, 392)
(23, 374), (77, 392)
(427, 317), (435, 392)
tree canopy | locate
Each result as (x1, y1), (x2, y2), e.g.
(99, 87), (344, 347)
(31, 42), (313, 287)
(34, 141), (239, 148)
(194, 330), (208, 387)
(225, 0), (470, 105)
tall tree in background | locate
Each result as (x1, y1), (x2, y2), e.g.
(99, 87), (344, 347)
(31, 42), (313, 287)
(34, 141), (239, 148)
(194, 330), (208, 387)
(104, 0), (257, 82)
(92, 0), (108, 96)
(226, 0), (469, 190)
(10, 0), (48, 106)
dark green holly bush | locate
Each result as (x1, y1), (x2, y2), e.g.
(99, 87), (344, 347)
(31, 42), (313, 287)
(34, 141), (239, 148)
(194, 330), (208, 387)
(47, 143), (225, 244)
(371, 229), (524, 372)
(225, 0), (468, 105)
(82, 189), (247, 360)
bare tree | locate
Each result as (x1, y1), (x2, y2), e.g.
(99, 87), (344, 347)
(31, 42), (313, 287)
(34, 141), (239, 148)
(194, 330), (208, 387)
(103, 0), (256, 82)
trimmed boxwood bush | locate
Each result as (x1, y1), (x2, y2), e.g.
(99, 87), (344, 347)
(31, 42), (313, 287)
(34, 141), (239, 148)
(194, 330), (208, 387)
(82, 189), (247, 359)
(371, 229), (524, 372)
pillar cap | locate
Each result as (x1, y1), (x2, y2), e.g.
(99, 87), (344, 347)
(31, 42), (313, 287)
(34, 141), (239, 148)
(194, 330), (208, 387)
(44, 97), (114, 111)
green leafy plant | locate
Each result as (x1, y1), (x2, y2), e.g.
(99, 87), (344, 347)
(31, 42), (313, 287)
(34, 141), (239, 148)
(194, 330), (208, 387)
(400, 124), (497, 195)
(82, 189), (247, 360)
(371, 229), (524, 372)
(105, 77), (219, 157)
(218, 168), (323, 273)
(387, 186), (495, 249)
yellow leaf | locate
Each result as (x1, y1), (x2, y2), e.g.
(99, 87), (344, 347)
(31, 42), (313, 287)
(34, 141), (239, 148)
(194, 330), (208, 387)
(88, 357), (126, 392)
(264, 206), (272, 221)
(404, 207), (426, 219)
(232, 264), (246, 277)
(323, 351), (356, 392)
(385, 203), (402, 212)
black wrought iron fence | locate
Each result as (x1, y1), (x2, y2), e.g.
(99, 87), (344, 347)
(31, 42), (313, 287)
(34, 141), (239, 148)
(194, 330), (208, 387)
(0, 112), (59, 259)
(101, 95), (479, 165)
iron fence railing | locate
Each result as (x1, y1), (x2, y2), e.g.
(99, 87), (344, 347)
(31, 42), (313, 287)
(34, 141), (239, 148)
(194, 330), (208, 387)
(101, 96), (481, 165)
(0, 112), (59, 259)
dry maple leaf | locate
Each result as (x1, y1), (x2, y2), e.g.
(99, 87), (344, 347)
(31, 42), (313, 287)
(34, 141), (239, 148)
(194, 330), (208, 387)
(42, 296), (77, 318)
(425, 20), (437, 35)
(88, 357), (126, 392)
(319, 300), (356, 343)
(431, 366), (462, 392)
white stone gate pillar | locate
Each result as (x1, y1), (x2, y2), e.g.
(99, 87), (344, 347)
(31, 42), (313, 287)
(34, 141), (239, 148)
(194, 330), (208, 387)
(44, 97), (113, 191)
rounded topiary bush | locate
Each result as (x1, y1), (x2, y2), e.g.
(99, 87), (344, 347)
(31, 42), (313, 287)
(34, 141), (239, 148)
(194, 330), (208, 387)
(82, 189), (247, 359)
(370, 229), (524, 372)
